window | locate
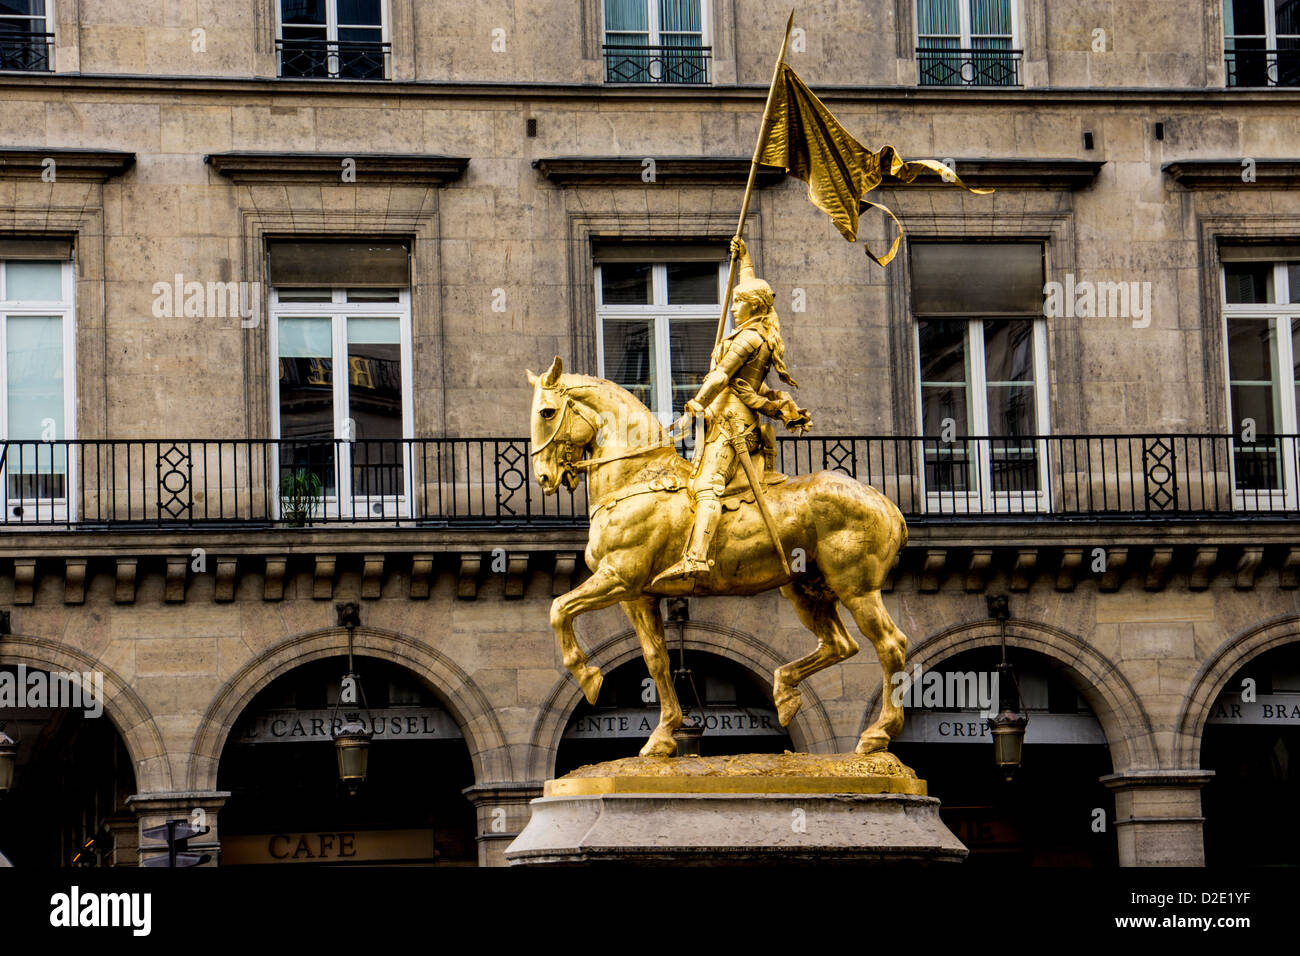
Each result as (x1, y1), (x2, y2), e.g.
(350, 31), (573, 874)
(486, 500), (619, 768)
(1220, 249), (1300, 507)
(911, 241), (1048, 512)
(595, 251), (724, 430)
(269, 240), (412, 520)
(1225, 0), (1300, 86)
(0, 247), (75, 523)
(0, 0), (51, 72)
(916, 0), (1021, 86)
(603, 0), (710, 84)
(277, 0), (388, 79)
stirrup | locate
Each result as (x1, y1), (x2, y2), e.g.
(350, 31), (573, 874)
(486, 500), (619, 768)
(651, 557), (711, 587)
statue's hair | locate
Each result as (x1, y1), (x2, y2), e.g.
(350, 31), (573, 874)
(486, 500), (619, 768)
(733, 283), (797, 389)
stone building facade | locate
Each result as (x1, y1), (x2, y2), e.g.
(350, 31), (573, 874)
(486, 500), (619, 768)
(0, 0), (1297, 867)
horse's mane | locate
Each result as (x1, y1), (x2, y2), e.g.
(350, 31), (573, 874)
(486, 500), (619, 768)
(560, 373), (670, 444)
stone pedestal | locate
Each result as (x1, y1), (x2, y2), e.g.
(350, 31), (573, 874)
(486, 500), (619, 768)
(506, 752), (967, 866)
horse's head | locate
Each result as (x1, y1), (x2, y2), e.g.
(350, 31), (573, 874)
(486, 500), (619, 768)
(526, 356), (597, 495)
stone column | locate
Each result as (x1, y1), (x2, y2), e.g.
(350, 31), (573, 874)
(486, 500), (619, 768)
(1101, 770), (1214, 866)
(125, 791), (231, 868)
(463, 782), (544, 867)
(103, 814), (140, 867)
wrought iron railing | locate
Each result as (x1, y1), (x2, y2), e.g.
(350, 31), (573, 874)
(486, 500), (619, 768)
(917, 46), (1022, 86)
(603, 44), (710, 84)
(275, 38), (390, 80)
(0, 435), (1297, 529)
(1224, 48), (1300, 87)
(0, 32), (53, 72)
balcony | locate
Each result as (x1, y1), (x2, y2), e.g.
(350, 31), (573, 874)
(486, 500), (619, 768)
(0, 435), (1297, 531)
(275, 38), (390, 80)
(603, 44), (710, 85)
(0, 32), (52, 72)
(917, 47), (1022, 87)
(1224, 48), (1300, 87)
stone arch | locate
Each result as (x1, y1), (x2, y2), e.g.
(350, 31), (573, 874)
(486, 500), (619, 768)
(1174, 615), (1300, 767)
(0, 633), (172, 792)
(524, 620), (838, 781)
(186, 626), (512, 791)
(861, 618), (1158, 772)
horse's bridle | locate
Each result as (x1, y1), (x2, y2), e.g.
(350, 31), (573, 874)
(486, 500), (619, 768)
(531, 383), (676, 482)
(530, 385), (601, 483)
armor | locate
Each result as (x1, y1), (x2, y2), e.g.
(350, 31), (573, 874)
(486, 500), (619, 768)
(652, 239), (810, 587)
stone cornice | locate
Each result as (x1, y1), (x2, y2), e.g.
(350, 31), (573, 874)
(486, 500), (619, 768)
(4, 73), (1300, 107)
(533, 157), (785, 187)
(884, 158), (1105, 190)
(204, 151), (470, 185)
(1163, 159), (1300, 188)
(0, 147), (136, 182)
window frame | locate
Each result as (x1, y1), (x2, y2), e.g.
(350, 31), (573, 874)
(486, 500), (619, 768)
(594, 259), (727, 426)
(274, 0), (390, 80)
(912, 317), (1050, 515)
(1224, 0), (1300, 87)
(915, 0), (1021, 86)
(0, 0), (52, 74)
(268, 285), (414, 520)
(601, 0), (712, 85)
(0, 256), (77, 524)
(1220, 258), (1300, 509)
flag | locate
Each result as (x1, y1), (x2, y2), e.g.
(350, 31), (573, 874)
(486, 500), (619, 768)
(757, 63), (992, 265)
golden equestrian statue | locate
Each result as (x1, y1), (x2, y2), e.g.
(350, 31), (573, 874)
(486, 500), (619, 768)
(528, 13), (989, 760)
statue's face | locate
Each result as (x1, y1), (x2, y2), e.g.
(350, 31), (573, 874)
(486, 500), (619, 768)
(731, 295), (756, 326)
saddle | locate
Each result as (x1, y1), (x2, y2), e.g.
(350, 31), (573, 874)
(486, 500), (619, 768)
(589, 424), (787, 519)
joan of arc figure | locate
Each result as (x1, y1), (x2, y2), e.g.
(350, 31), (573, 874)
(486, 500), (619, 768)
(652, 238), (811, 587)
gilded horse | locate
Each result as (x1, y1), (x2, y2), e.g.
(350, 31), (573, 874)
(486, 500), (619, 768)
(527, 356), (910, 757)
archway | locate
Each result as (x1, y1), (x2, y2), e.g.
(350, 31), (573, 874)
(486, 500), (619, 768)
(0, 664), (138, 866)
(554, 650), (793, 776)
(527, 619), (837, 781)
(215, 655), (477, 866)
(1199, 642), (1300, 865)
(885, 646), (1118, 865)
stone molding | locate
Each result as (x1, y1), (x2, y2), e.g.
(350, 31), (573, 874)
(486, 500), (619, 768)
(1164, 159), (1300, 188)
(534, 156), (785, 187)
(206, 152), (469, 185)
(0, 148), (135, 182)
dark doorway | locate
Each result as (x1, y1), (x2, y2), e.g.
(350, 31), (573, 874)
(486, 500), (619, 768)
(217, 656), (477, 866)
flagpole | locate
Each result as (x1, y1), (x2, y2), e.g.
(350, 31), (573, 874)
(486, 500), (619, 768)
(712, 9), (796, 352)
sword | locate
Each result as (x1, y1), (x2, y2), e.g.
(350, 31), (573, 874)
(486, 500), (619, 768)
(724, 415), (792, 578)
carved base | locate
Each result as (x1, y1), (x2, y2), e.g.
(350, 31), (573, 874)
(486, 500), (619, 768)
(506, 752), (967, 866)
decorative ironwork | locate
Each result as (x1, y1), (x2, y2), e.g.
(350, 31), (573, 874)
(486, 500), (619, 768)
(1225, 49), (1300, 87)
(495, 441), (529, 517)
(0, 32), (53, 72)
(917, 47), (1022, 87)
(822, 439), (856, 476)
(276, 39), (390, 80)
(156, 444), (193, 521)
(0, 434), (1297, 529)
(603, 44), (711, 84)
(1142, 437), (1178, 511)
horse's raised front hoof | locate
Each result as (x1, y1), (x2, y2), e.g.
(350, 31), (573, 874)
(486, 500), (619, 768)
(578, 665), (604, 705)
(638, 726), (677, 757)
(769, 671), (800, 723)
(773, 676), (801, 727)
(855, 729), (890, 755)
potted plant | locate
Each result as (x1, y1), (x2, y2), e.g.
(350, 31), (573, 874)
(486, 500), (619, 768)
(280, 468), (324, 526)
